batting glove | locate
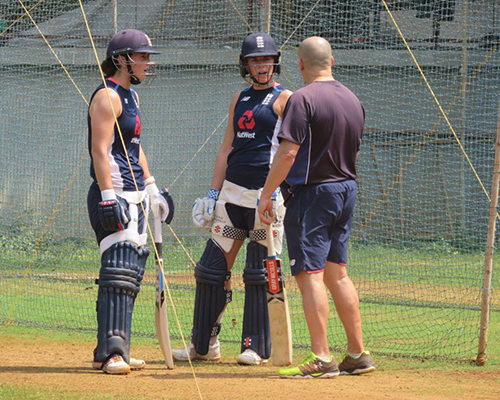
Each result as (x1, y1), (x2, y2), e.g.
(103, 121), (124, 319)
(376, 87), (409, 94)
(146, 177), (175, 224)
(192, 188), (218, 231)
(98, 189), (130, 232)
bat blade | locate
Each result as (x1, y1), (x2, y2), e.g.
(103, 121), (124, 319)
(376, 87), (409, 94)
(265, 223), (293, 366)
(154, 219), (174, 370)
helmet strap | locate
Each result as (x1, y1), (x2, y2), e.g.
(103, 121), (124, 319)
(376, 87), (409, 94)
(127, 63), (142, 85)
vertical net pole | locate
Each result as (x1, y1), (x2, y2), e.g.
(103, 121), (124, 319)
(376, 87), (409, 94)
(476, 93), (500, 365)
(113, 0), (118, 35)
(460, 0), (468, 232)
(262, 0), (271, 34)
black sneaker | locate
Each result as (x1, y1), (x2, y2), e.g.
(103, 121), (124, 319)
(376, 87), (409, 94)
(339, 351), (375, 375)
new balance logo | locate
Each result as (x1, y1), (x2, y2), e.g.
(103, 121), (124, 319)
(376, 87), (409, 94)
(241, 96), (251, 102)
(131, 137), (140, 144)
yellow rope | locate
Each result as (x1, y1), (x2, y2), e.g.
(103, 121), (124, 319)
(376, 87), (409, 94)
(380, 0), (499, 220)
(0, 0), (43, 38)
(16, 0), (88, 106)
(229, 0), (254, 32)
(280, 0), (322, 50)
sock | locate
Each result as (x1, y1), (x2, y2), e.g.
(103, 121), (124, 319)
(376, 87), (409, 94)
(316, 355), (332, 362)
(348, 353), (362, 358)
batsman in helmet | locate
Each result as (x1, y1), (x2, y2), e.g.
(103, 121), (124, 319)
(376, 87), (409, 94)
(87, 29), (174, 374)
(172, 33), (292, 365)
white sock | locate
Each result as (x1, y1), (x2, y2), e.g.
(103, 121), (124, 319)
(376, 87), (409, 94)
(348, 353), (362, 358)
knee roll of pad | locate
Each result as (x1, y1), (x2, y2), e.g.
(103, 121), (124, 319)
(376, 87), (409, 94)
(241, 242), (271, 359)
(192, 239), (231, 355)
(94, 241), (150, 364)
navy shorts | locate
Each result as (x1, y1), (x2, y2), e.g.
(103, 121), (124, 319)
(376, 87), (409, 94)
(284, 180), (357, 276)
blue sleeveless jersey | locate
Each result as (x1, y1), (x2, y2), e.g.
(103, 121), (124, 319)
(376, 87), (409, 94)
(88, 79), (144, 191)
(226, 84), (285, 189)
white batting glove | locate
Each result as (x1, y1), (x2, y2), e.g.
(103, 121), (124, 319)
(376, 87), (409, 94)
(192, 188), (218, 230)
(146, 177), (170, 222)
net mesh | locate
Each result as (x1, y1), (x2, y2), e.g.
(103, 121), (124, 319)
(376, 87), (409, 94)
(1, 0), (499, 359)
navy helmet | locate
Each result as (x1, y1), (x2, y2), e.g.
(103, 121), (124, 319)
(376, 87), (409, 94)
(106, 29), (159, 85)
(106, 29), (160, 59)
(239, 33), (281, 78)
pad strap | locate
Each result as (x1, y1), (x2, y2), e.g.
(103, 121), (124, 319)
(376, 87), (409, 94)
(249, 228), (266, 242)
(213, 223), (248, 241)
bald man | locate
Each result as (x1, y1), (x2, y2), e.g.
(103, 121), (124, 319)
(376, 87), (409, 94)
(258, 37), (375, 378)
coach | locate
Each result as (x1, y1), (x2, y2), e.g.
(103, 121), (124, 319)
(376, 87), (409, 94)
(258, 36), (375, 378)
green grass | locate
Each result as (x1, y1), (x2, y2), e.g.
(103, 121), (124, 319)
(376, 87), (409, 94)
(0, 384), (134, 400)
(1, 231), (499, 361)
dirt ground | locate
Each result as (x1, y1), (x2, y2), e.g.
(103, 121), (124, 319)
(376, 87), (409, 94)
(1, 331), (500, 400)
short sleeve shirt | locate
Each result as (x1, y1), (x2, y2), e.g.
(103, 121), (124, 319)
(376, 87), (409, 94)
(278, 80), (364, 189)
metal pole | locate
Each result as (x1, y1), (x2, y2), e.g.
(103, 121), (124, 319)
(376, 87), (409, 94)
(113, 0), (118, 35)
(476, 91), (500, 366)
(264, 0), (271, 34)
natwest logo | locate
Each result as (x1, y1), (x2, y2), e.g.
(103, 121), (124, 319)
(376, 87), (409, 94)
(238, 110), (255, 130)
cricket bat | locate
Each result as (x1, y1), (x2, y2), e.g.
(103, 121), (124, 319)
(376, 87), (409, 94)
(264, 219), (293, 366)
(154, 216), (174, 369)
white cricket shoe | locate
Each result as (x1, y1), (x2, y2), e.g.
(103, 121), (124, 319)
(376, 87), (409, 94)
(172, 338), (221, 361)
(236, 349), (268, 365)
(101, 354), (131, 375)
(92, 357), (145, 371)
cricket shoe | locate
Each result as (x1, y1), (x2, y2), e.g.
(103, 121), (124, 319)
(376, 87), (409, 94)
(338, 351), (375, 375)
(92, 357), (145, 371)
(236, 349), (268, 366)
(278, 352), (339, 379)
(99, 354), (131, 375)
(172, 339), (221, 362)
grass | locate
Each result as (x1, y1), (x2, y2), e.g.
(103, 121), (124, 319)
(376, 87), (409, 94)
(1, 229), (499, 361)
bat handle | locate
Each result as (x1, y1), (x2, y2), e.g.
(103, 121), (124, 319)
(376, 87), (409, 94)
(154, 216), (163, 260)
(264, 215), (276, 257)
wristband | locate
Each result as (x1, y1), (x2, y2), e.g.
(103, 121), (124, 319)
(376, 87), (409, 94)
(208, 188), (219, 201)
(144, 176), (156, 185)
(101, 189), (116, 201)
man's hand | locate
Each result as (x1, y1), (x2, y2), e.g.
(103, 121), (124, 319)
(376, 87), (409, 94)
(98, 192), (130, 232)
(192, 188), (218, 230)
(258, 195), (274, 225)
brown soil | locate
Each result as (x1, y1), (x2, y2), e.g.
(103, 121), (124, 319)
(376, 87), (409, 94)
(1, 331), (500, 400)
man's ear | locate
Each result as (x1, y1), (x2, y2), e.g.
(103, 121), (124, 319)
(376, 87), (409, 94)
(331, 56), (334, 66)
(299, 58), (305, 72)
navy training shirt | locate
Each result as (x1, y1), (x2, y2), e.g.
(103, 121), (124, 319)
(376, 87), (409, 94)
(88, 78), (145, 191)
(278, 80), (364, 191)
(226, 84), (285, 190)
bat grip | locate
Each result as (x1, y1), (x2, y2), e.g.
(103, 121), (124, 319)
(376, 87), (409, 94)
(154, 216), (163, 259)
(265, 217), (276, 257)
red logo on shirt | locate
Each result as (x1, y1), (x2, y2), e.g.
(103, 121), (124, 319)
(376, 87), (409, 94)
(134, 115), (141, 135)
(238, 110), (255, 130)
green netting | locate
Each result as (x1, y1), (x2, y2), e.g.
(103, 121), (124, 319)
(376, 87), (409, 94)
(1, 0), (499, 360)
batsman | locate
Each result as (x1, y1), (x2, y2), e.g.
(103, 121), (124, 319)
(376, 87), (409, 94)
(87, 29), (174, 374)
(172, 33), (292, 365)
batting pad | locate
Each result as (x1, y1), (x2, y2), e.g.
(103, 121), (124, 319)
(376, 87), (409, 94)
(94, 241), (150, 364)
(192, 239), (231, 355)
(241, 242), (271, 359)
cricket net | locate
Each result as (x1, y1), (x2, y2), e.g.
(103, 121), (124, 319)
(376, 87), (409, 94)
(1, 0), (499, 360)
